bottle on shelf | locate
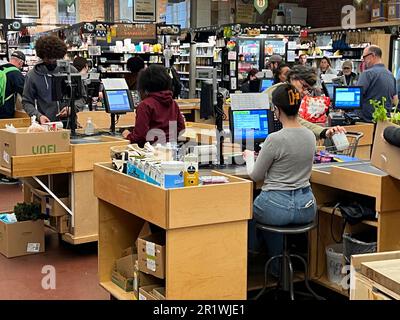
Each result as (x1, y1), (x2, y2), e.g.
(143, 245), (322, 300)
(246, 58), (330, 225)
(84, 117), (95, 135)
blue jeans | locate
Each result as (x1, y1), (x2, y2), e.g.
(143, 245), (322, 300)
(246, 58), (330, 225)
(249, 187), (317, 274)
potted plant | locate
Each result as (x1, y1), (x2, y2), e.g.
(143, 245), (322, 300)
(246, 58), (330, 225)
(371, 97), (400, 125)
(13, 202), (45, 222)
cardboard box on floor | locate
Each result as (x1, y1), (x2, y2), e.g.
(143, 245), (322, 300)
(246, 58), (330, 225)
(0, 219), (45, 258)
(31, 188), (70, 217)
(371, 121), (400, 180)
(0, 128), (70, 169)
(137, 224), (166, 279)
(48, 215), (70, 234)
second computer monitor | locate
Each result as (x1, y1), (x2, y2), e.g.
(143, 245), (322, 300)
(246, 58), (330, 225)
(104, 89), (134, 114)
(230, 109), (274, 151)
(260, 78), (274, 92)
(333, 86), (362, 110)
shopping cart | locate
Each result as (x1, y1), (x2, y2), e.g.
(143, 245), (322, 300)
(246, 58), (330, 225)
(315, 131), (364, 163)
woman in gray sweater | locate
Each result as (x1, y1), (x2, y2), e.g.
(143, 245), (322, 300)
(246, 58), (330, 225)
(244, 84), (317, 274)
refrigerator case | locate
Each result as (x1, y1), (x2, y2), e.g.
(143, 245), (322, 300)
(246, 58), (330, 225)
(264, 39), (287, 67)
(392, 39), (400, 83)
(238, 39), (262, 82)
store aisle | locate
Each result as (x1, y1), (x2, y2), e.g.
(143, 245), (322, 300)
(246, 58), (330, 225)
(0, 184), (108, 300)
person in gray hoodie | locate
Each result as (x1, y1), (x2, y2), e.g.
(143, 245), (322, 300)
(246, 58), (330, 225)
(23, 35), (78, 124)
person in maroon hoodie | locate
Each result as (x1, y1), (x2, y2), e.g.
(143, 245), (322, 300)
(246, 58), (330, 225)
(122, 65), (185, 147)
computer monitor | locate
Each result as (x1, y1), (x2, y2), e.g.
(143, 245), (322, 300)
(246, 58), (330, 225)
(333, 86), (362, 110)
(104, 89), (134, 114)
(322, 82), (338, 99)
(229, 109), (273, 151)
(260, 78), (274, 92)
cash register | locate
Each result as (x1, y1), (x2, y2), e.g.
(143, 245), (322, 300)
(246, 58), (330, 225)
(329, 86), (363, 126)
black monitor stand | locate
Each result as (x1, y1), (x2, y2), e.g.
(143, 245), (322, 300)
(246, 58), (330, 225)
(68, 81), (78, 137)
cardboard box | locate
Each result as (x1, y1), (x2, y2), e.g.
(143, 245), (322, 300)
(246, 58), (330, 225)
(138, 233), (166, 279)
(111, 270), (134, 292)
(133, 260), (163, 299)
(371, 2), (388, 22)
(31, 188), (70, 217)
(111, 254), (136, 292)
(138, 285), (160, 300)
(371, 121), (400, 180)
(388, 1), (400, 21)
(0, 128), (70, 169)
(0, 219), (45, 258)
(48, 215), (70, 234)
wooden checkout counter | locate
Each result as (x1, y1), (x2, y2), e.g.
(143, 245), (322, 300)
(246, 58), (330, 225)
(0, 101), (205, 245)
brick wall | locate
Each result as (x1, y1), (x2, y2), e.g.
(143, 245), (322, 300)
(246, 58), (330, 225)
(302, 0), (353, 28)
(79, 0), (105, 21)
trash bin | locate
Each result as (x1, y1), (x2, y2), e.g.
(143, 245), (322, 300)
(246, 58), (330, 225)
(326, 244), (345, 285)
(343, 232), (377, 263)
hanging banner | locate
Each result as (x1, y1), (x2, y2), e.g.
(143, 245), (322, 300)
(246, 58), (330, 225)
(134, 0), (156, 23)
(254, 0), (268, 15)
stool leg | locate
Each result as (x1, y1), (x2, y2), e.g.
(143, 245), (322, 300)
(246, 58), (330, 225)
(287, 255), (295, 300)
(291, 254), (325, 300)
(254, 255), (282, 300)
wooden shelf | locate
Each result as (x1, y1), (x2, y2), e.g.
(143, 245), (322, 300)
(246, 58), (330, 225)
(100, 282), (136, 300)
(319, 206), (378, 228)
(308, 21), (400, 33)
(313, 275), (349, 297)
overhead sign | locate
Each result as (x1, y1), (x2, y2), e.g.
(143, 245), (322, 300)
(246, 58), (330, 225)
(14, 0), (40, 19)
(134, 0), (156, 23)
(254, 0), (268, 15)
(157, 24), (181, 36)
(236, 1), (254, 24)
(115, 23), (156, 40)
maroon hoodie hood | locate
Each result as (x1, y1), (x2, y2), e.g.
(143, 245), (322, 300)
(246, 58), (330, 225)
(146, 90), (174, 107)
(127, 90), (186, 146)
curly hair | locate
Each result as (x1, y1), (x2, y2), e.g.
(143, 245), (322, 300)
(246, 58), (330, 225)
(287, 65), (317, 87)
(35, 36), (67, 60)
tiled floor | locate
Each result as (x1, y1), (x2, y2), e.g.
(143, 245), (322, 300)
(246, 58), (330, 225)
(0, 184), (108, 300)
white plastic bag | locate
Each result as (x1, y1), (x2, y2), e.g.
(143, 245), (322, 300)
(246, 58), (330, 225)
(5, 124), (17, 133)
(27, 116), (47, 133)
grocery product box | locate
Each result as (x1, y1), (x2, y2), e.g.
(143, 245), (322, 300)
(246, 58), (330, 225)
(0, 219), (45, 258)
(371, 2), (388, 22)
(138, 233), (165, 279)
(388, 0), (400, 21)
(0, 128), (70, 169)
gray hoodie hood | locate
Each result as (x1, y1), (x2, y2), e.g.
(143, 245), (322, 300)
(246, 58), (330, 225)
(22, 62), (78, 122)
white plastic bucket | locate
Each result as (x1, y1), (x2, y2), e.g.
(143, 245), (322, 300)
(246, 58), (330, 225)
(326, 244), (345, 285)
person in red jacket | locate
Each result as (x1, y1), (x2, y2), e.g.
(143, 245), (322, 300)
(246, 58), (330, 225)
(122, 65), (185, 147)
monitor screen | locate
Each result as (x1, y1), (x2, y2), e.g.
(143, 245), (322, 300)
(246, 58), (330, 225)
(323, 82), (338, 99)
(231, 109), (269, 142)
(333, 86), (362, 110)
(104, 90), (134, 114)
(260, 78), (274, 92)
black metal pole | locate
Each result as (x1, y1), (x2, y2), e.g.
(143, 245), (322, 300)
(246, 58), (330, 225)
(69, 83), (77, 137)
(110, 113), (116, 135)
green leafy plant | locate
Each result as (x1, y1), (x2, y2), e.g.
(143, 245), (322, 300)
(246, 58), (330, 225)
(370, 97), (388, 123)
(14, 202), (45, 222)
